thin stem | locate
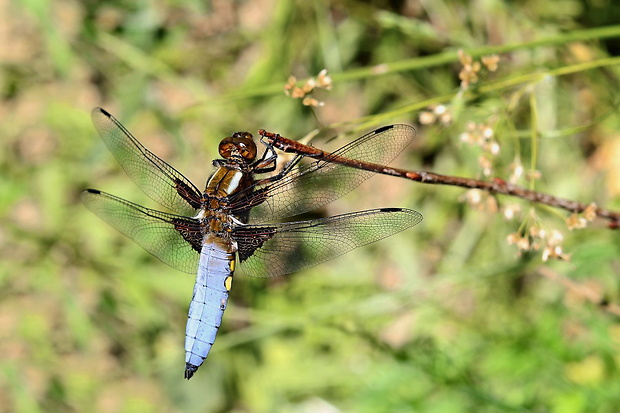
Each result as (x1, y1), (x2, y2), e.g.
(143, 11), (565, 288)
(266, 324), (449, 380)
(205, 26), (620, 103)
(529, 90), (539, 192)
(340, 55), (620, 132)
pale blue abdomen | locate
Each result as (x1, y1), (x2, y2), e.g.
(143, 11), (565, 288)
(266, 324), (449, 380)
(184, 239), (234, 379)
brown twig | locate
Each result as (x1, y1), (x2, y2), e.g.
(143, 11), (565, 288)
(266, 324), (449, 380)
(259, 129), (620, 228)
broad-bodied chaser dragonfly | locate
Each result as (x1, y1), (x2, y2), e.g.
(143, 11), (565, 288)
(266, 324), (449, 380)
(82, 108), (422, 379)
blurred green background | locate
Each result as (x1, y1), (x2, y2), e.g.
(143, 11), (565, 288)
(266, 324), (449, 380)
(2, 0), (620, 412)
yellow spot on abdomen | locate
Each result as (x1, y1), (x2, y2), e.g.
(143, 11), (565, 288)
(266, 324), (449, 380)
(224, 275), (233, 291)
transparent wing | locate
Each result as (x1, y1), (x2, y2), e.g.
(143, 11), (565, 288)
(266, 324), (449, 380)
(234, 124), (416, 223)
(233, 208), (423, 278)
(81, 189), (201, 273)
(91, 108), (202, 216)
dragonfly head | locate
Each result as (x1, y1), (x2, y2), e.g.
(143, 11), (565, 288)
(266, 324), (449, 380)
(219, 132), (257, 162)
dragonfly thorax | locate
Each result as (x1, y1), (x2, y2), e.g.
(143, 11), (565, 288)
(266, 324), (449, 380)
(205, 166), (255, 199)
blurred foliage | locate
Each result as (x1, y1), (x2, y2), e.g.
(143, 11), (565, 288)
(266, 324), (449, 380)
(1, 0), (620, 412)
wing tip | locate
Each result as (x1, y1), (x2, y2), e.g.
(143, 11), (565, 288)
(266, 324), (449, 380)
(379, 207), (401, 212)
(80, 188), (103, 205)
(92, 107), (111, 117)
(374, 125), (394, 134)
(378, 207), (423, 225)
(374, 124), (416, 135)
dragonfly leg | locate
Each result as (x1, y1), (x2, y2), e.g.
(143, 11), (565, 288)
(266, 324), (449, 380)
(251, 141), (278, 173)
(253, 153), (304, 186)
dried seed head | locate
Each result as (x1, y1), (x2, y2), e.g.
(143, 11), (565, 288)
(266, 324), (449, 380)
(503, 204), (521, 220)
(509, 161), (524, 183)
(302, 78), (316, 93)
(438, 112), (453, 126)
(290, 87), (306, 99)
(458, 49), (472, 66)
(481, 125), (494, 140)
(317, 69), (332, 90)
(583, 203), (597, 221)
(463, 188), (483, 206)
(419, 111), (436, 125)
(459, 131), (474, 144)
(420, 105), (453, 126)
(478, 155), (493, 176)
(302, 97), (324, 107)
(508, 224), (571, 262)
(457, 51), (497, 89)
(507, 232), (531, 252)
(433, 105), (447, 115)
(481, 54), (500, 71)
(548, 230), (564, 246)
(284, 69), (332, 105)
(283, 75), (297, 96)
(542, 245), (570, 262)
(566, 213), (587, 230)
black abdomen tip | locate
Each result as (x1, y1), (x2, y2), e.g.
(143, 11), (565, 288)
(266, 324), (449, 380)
(185, 363), (198, 380)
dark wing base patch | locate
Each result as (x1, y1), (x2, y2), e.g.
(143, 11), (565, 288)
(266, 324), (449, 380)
(232, 226), (277, 261)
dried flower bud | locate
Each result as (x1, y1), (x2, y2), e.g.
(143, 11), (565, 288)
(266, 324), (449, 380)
(317, 69), (332, 90)
(433, 105), (447, 115)
(503, 204), (521, 220)
(583, 203), (597, 221)
(419, 111), (436, 125)
(285, 69), (332, 105)
(460, 132), (474, 144)
(438, 112), (453, 126)
(548, 230), (564, 246)
(463, 189), (483, 206)
(542, 245), (570, 262)
(291, 87), (306, 99)
(509, 161), (524, 183)
(481, 126), (494, 140)
(481, 55), (500, 71)
(302, 96), (324, 107)
(507, 232), (531, 252)
(302, 78), (316, 93)
(284, 76), (297, 96)
(458, 49), (472, 66)
(478, 155), (493, 176)
(566, 214), (587, 230)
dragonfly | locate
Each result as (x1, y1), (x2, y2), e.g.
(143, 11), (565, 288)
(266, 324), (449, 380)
(82, 107), (423, 379)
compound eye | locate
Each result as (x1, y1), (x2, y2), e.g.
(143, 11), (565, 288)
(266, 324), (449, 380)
(218, 137), (235, 158)
(218, 133), (257, 161)
(234, 138), (257, 161)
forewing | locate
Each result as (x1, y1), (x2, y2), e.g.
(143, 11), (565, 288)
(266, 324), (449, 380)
(233, 208), (422, 278)
(81, 189), (201, 273)
(91, 108), (202, 216)
(237, 124), (416, 223)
